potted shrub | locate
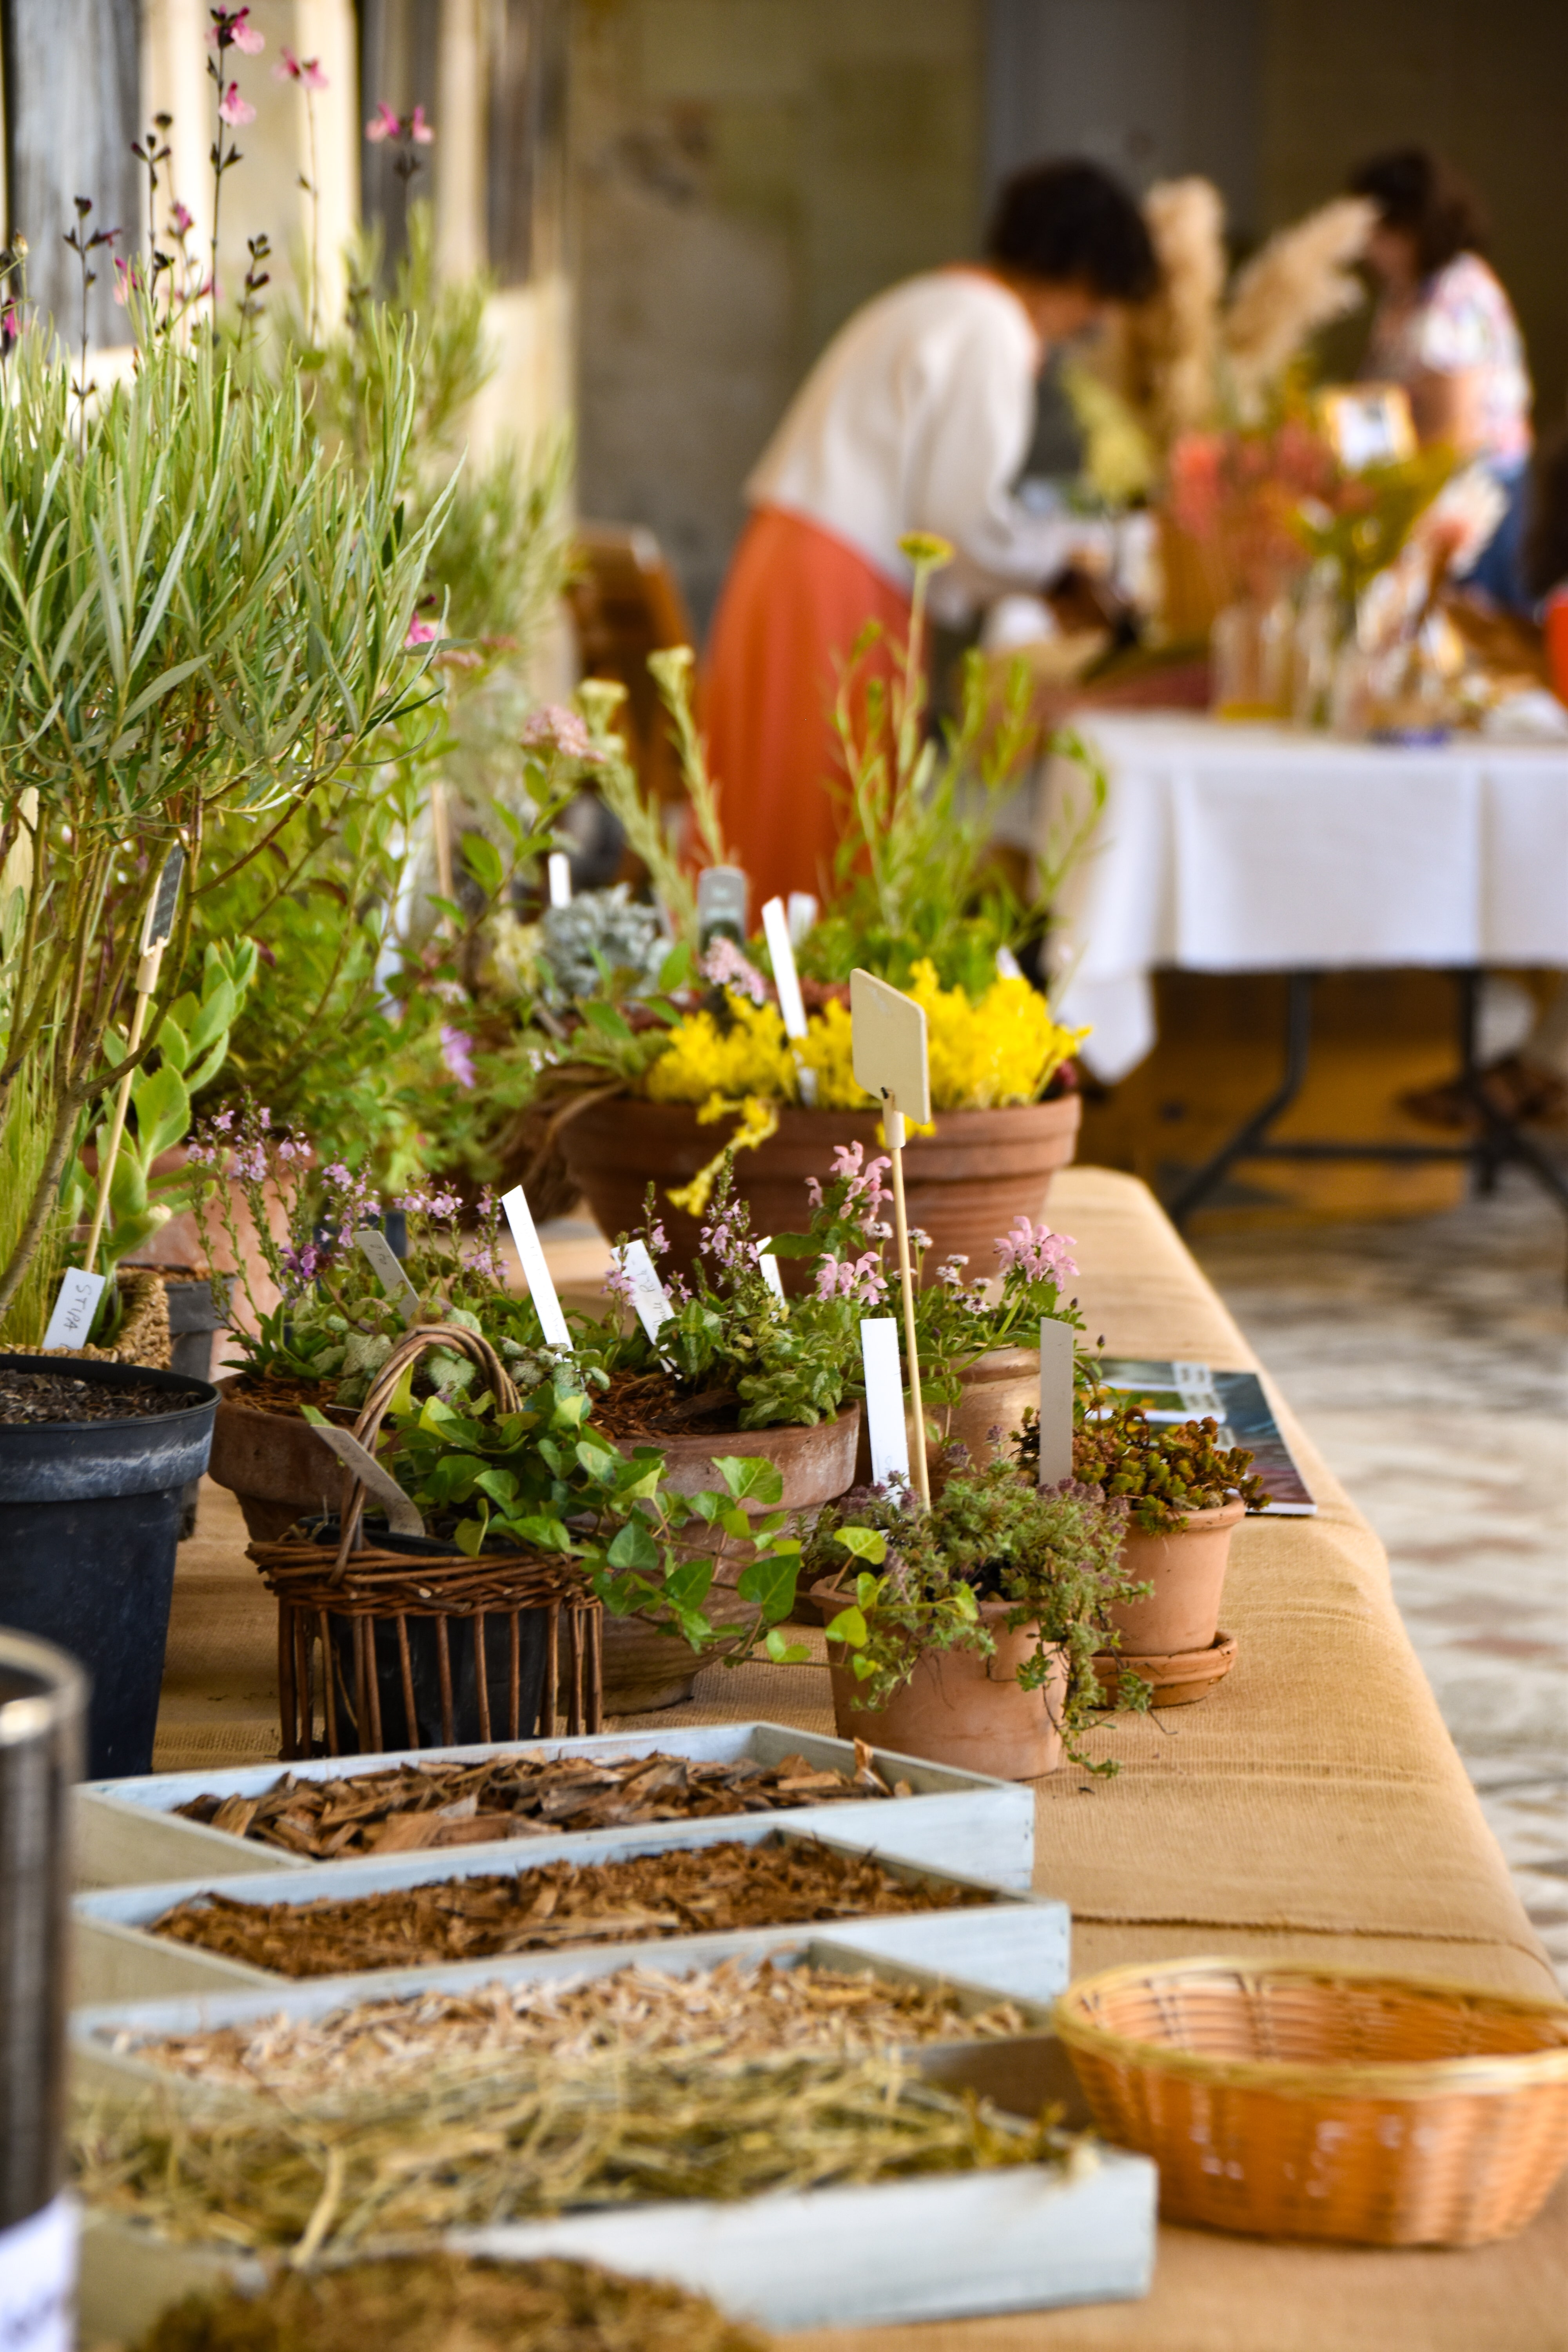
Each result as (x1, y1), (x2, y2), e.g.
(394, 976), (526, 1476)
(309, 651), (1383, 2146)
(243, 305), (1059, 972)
(526, 542), (1105, 1271)
(0, 304), (438, 1771)
(1056, 1392), (1268, 1696)
(799, 1461), (1143, 1781)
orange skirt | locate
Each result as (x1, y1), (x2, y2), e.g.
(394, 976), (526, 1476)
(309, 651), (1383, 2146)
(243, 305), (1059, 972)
(702, 504), (911, 910)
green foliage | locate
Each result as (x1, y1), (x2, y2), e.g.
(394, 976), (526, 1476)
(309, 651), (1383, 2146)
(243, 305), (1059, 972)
(802, 1459), (1144, 1768)
(1067, 1391), (1269, 1533)
(0, 324), (444, 1331)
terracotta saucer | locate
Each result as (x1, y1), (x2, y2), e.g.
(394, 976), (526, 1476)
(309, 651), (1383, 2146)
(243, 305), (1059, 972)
(1093, 1629), (1238, 1709)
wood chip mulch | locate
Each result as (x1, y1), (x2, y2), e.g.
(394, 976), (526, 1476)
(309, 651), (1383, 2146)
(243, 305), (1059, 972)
(145, 1838), (991, 1978)
(172, 1744), (912, 1860)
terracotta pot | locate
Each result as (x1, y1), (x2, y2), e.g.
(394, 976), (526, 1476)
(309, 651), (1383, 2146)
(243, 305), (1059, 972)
(1106, 1498), (1246, 1657)
(821, 1590), (1068, 1780)
(852, 1345), (1039, 1493)
(561, 1096), (1081, 1287)
(207, 1381), (352, 1543)
(1093, 1629), (1237, 1709)
(597, 1586), (759, 1715)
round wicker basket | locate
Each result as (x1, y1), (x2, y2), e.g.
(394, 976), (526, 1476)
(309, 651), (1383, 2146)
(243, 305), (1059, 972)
(1054, 1956), (1568, 2246)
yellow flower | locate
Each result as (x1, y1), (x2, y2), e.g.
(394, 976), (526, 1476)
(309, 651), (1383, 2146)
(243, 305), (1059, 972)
(667, 1094), (781, 1216)
(906, 961), (1089, 1110)
(642, 994), (797, 1106)
(793, 997), (874, 1110)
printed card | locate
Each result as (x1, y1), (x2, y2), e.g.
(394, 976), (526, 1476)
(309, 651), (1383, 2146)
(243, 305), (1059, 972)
(42, 1267), (107, 1353)
(615, 1238), (675, 1341)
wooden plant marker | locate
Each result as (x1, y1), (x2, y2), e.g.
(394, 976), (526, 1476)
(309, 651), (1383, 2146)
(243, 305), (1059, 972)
(499, 1184), (572, 1349)
(1036, 1318), (1074, 1485)
(762, 894), (817, 1106)
(46, 845), (184, 1350)
(850, 969), (931, 1505)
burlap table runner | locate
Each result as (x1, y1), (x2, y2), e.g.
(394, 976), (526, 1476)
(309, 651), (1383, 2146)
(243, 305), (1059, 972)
(612, 1168), (1565, 2348)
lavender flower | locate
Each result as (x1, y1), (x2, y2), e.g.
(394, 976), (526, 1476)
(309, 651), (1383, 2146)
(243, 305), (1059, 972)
(440, 1026), (477, 1088)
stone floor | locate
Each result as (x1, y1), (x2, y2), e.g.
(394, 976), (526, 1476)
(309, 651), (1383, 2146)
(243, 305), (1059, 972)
(1191, 1172), (1568, 1989)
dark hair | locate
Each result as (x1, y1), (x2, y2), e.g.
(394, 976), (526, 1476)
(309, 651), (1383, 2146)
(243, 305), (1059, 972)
(1347, 147), (1489, 277)
(1525, 428), (1568, 603)
(985, 159), (1157, 303)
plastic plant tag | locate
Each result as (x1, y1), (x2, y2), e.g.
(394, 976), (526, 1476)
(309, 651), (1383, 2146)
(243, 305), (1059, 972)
(786, 890), (818, 947)
(308, 1421), (425, 1536)
(42, 1268), (106, 1353)
(142, 843), (185, 951)
(0, 2191), (75, 2352)
(762, 895), (818, 1105)
(859, 1317), (909, 1484)
(500, 1185), (572, 1349)
(547, 851), (572, 908)
(355, 1228), (421, 1326)
(995, 944), (1023, 980)
(697, 864), (748, 944)
(615, 1238), (675, 1341)
(754, 1239), (786, 1303)
(850, 968), (930, 1128)
(1036, 1318), (1074, 1486)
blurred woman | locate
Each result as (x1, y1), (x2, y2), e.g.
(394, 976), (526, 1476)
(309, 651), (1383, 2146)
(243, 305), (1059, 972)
(1349, 147), (1533, 610)
(703, 160), (1156, 908)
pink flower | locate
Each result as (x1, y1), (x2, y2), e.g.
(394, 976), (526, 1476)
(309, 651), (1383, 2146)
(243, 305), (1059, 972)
(365, 102), (401, 143)
(702, 935), (768, 1006)
(218, 83), (256, 127)
(171, 201), (194, 235)
(208, 7), (263, 53)
(521, 704), (598, 761)
(113, 258), (132, 307)
(440, 1026), (477, 1089)
(410, 105), (435, 144)
(404, 617), (439, 648)
(276, 49), (328, 89)
(814, 1250), (887, 1306)
(994, 1216), (1077, 1288)
(602, 1259), (636, 1308)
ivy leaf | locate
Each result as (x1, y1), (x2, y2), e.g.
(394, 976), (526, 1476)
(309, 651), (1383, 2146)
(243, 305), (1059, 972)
(735, 1550), (800, 1624)
(764, 1628), (811, 1664)
(714, 1455), (784, 1506)
(824, 1604), (868, 1646)
(606, 1516), (660, 1572)
(833, 1525), (888, 1564)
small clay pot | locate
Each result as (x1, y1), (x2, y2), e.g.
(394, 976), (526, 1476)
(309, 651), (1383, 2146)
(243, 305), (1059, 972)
(598, 1583), (759, 1715)
(1093, 1630), (1238, 1709)
(207, 1381), (352, 1543)
(820, 1587), (1067, 1780)
(1106, 1498), (1246, 1657)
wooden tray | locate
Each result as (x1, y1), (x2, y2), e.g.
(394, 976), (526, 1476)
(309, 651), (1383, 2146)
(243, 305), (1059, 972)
(75, 1722), (1033, 1893)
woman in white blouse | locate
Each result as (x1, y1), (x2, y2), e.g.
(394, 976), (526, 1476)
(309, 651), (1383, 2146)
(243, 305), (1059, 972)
(704, 160), (1156, 908)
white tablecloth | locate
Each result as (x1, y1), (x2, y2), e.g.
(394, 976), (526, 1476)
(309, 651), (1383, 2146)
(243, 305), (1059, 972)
(1047, 715), (1568, 1081)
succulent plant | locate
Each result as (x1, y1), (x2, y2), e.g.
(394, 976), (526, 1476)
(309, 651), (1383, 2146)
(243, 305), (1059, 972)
(1069, 1392), (1269, 1533)
(539, 885), (667, 1004)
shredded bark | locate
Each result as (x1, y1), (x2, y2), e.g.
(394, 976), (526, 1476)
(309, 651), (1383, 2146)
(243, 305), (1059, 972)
(588, 1368), (743, 1439)
(131, 2253), (768, 2352)
(226, 1372), (342, 1415)
(171, 1743), (911, 1860)
(145, 1837), (991, 1977)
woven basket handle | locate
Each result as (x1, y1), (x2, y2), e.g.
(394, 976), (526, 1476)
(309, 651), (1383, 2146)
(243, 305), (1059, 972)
(330, 1323), (523, 1580)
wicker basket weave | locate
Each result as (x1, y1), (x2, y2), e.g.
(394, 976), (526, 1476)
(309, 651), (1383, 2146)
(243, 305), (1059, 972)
(1054, 1957), (1568, 2245)
(249, 1325), (603, 1758)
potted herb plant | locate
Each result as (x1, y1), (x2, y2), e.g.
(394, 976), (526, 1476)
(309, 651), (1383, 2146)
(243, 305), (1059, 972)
(1050, 1391), (1268, 1695)
(528, 541), (1104, 1271)
(800, 1461), (1142, 1781)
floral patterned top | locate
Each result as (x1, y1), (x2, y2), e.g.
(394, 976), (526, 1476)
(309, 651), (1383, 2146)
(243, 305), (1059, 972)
(1364, 252), (1533, 467)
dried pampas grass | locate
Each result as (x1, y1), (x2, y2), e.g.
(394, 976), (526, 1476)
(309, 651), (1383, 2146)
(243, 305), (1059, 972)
(1223, 197), (1375, 416)
(1098, 177), (1227, 446)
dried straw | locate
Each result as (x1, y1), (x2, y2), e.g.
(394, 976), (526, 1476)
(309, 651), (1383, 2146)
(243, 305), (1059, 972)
(1223, 196), (1375, 416)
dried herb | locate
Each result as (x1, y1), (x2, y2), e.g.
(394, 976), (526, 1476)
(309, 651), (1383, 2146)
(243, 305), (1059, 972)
(172, 1744), (910, 1860)
(111, 1958), (1029, 2096)
(133, 2252), (767, 2352)
(145, 1838), (990, 1977)
(77, 2050), (1076, 2259)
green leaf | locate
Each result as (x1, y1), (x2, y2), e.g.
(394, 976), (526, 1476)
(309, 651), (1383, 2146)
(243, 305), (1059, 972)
(606, 1517), (661, 1571)
(764, 1628), (811, 1664)
(581, 999), (633, 1042)
(714, 1455), (784, 1506)
(824, 1604), (868, 1646)
(833, 1525), (888, 1565)
(130, 1063), (191, 1163)
(462, 832), (504, 898)
(735, 1551), (800, 1624)
(657, 939), (692, 993)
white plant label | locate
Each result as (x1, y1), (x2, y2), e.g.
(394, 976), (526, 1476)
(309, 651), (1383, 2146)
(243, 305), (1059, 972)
(1036, 1318), (1075, 1486)
(697, 863), (749, 942)
(309, 1421), (425, 1536)
(355, 1228), (421, 1325)
(42, 1267), (106, 1353)
(762, 895), (818, 1106)
(0, 2193), (76, 2352)
(859, 1317), (909, 1485)
(500, 1184), (572, 1349)
(616, 1238), (675, 1342)
(995, 944), (1023, 979)
(786, 890), (818, 947)
(546, 851), (572, 908)
(754, 1239), (786, 1303)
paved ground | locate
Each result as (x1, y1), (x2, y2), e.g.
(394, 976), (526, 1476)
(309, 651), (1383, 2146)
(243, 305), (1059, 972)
(1192, 1173), (1568, 1989)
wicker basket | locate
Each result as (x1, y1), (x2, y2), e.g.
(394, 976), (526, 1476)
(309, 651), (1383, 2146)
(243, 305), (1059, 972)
(1054, 1957), (1568, 2246)
(249, 1325), (603, 1759)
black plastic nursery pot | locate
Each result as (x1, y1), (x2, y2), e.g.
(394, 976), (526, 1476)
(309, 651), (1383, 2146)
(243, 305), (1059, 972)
(0, 1355), (217, 1779)
(0, 1627), (84, 2289)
